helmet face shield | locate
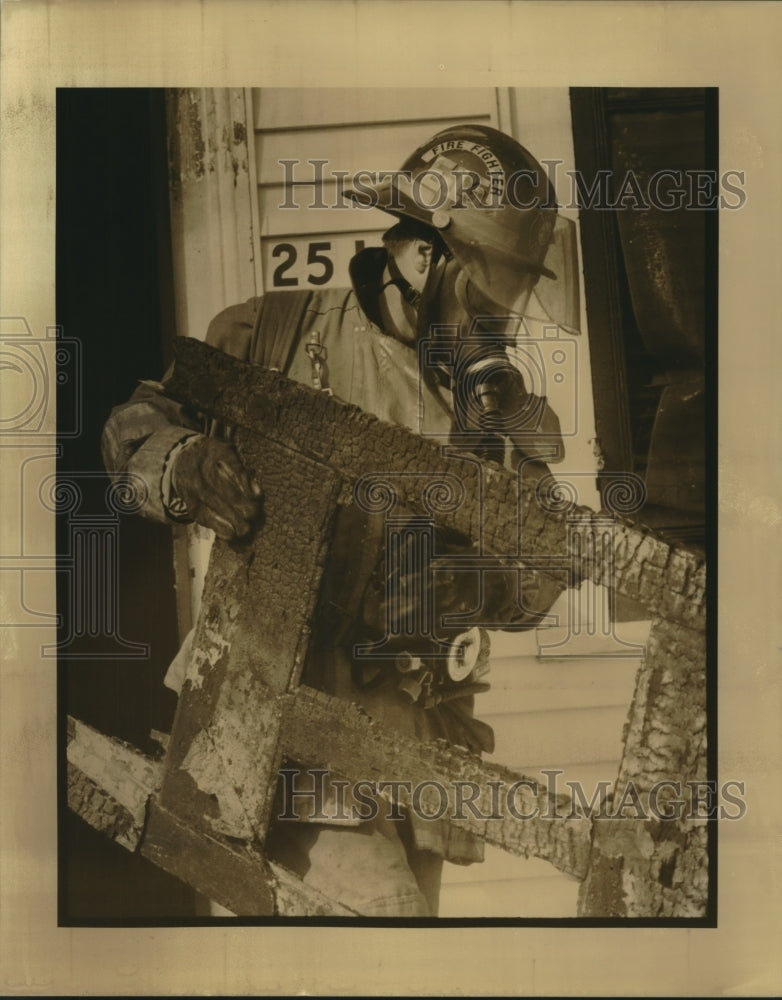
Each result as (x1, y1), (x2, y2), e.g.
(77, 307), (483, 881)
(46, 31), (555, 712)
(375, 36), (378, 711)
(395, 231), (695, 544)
(434, 206), (550, 316)
(526, 214), (581, 336)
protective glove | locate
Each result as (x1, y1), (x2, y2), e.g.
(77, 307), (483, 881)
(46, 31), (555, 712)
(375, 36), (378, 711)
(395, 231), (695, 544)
(171, 436), (262, 540)
(359, 526), (561, 644)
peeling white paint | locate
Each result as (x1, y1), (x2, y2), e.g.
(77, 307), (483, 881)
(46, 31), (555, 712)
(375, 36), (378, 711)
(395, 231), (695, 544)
(180, 729), (254, 839)
(67, 721), (162, 850)
(185, 627), (232, 691)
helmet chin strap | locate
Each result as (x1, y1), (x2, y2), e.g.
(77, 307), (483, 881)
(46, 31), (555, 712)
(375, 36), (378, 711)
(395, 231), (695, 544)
(383, 254), (422, 309)
(414, 252), (450, 343)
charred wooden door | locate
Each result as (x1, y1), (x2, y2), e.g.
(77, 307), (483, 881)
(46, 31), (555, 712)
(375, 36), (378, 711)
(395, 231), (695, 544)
(570, 87), (717, 550)
(68, 341), (709, 918)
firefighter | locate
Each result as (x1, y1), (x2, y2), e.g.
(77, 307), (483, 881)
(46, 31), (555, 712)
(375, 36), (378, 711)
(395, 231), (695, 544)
(102, 124), (566, 915)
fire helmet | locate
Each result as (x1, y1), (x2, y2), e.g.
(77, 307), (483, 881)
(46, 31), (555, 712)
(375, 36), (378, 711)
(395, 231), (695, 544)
(345, 123), (560, 316)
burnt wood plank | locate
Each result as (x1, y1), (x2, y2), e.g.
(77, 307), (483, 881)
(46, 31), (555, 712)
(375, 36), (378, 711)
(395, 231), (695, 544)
(578, 619), (709, 917)
(142, 801), (358, 916)
(67, 717), (357, 916)
(165, 337), (706, 632)
(279, 686), (593, 880)
(66, 716), (163, 851)
(157, 436), (344, 844)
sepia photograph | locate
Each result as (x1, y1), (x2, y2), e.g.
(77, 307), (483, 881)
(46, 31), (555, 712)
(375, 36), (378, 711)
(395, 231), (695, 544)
(2, 1), (780, 995)
(58, 84), (716, 922)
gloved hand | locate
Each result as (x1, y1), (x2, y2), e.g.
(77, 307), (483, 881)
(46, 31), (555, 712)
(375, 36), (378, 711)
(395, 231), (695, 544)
(434, 560), (545, 631)
(359, 526), (562, 644)
(171, 436), (262, 540)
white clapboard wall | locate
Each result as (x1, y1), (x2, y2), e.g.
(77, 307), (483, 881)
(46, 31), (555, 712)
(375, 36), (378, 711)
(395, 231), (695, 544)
(455, 612), (649, 918)
(252, 87), (499, 293)
(172, 87), (646, 917)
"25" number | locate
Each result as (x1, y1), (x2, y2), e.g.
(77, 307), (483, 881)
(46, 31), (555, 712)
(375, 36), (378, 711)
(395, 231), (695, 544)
(271, 240), (367, 287)
(272, 241), (333, 287)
